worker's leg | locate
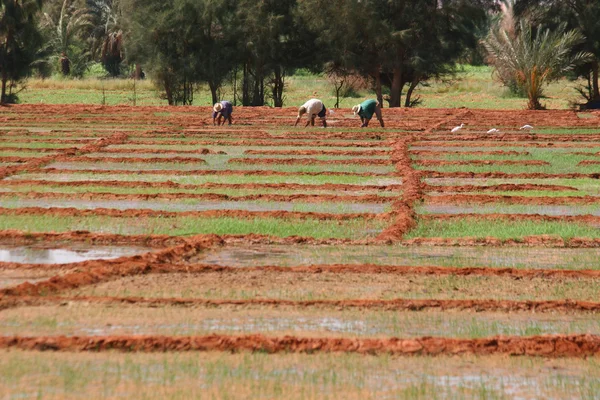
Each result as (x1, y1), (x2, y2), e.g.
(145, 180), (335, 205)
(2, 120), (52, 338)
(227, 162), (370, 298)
(374, 104), (384, 128)
(227, 115), (232, 125)
(318, 105), (327, 128)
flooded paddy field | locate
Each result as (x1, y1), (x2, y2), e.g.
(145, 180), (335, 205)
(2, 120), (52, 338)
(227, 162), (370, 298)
(1, 105), (600, 398)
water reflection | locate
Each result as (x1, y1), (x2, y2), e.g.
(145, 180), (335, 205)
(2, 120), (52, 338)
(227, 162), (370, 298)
(0, 246), (148, 264)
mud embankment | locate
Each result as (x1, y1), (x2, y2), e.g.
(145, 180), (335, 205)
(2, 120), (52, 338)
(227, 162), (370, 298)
(229, 157), (392, 166)
(2, 179), (403, 193)
(0, 235), (221, 298)
(410, 150), (531, 156)
(243, 149), (390, 156)
(413, 141), (600, 149)
(0, 206), (381, 221)
(66, 156), (208, 164)
(4, 296), (600, 314)
(424, 194), (600, 205)
(424, 171), (600, 179)
(416, 159), (549, 167)
(423, 214), (600, 224)
(0, 333), (598, 357)
(126, 139), (393, 148)
(424, 183), (578, 193)
(0, 132), (129, 179)
(41, 167), (390, 177)
(0, 191), (392, 204)
(403, 236), (600, 248)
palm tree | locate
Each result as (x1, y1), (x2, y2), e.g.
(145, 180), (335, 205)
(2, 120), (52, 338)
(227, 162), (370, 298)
(514, 0), (600, 103)
(88, 0), (123, 77)
(484, 20), (591, 109)
(40, 0), (92, 76)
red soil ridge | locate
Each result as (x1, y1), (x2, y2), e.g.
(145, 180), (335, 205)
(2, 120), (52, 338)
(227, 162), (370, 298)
(2, 179), (403, 193)
(0, 206), (382, 221)
(416, 159), (549, 167)
(410, 150), (531, 156)
(0, 334), (598, 357)
(0, 132), (128, 180)
(4, 261), (599, 280)
(414, 141), (600, 149)
(41, 167), (390, 177)
(125, 139), (393, 148)
(424, 183), (577, 192)
(0, 191), (393, 204)
(424, 171), (600, 179)
(0, 235), (221, 298)
(3, 296), (599, 314)
(103, 148), (226, 155)
(67, 156), (208, 164)
(403, 235), (600, 248)
(424, 194), (600, 205)
(423, 213), (600, 225)
(244, 149), (390, 156)
(229, 157), (392, 166)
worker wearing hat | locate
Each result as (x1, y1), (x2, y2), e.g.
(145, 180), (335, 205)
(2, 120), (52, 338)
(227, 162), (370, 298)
(212, 100), (233, 126)
(295, 98), (327, 128)
(352, 99), (384, 128)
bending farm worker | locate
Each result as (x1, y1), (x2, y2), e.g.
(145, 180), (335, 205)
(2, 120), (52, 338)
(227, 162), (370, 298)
(352, 99), (384, 128)
(295, 98), (327, 128)
(212, 101), (233, 126)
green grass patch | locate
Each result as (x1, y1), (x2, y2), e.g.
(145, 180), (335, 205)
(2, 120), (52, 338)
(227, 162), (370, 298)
(0, 142), (84, 149)
(47, 160), (395, 174)
(0, 183), (399, 197)
(425, 177), (600, 196)
(418, 203), (600, 215)
(406, 218), (600, 240)
(12, 172), (402, 186)
(0, 215), (387, 239)
(0, 351), (598, 400)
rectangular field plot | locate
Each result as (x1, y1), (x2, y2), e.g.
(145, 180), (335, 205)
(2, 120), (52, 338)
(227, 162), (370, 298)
(2, 304), (599, 338)
(196, 244), (600, 269)
(71, 271), (600, 302)
(3, 106), (600, 397)
(0, 215), (387, 239)
(2, 352), (598, 400)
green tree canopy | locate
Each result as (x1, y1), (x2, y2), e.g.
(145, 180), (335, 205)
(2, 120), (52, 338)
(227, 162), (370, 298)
(0, 0), (45, 103)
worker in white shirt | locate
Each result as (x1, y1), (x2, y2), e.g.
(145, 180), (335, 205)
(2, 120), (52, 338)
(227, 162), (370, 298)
(294, 98), (327, 128)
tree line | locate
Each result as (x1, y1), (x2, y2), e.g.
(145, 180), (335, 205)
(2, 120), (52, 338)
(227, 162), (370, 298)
(1, 0), (600, 109)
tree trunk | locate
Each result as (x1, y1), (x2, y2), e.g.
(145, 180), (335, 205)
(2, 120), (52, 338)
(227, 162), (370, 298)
(272, 67), (285, 107)
(134, 64), (142, 80)
(1, 69), (7, 104)
(404, 76), (419, 108)
(389, 67), (403, 108)
(527, 95), (543, 110)
(232, 66), (238, 106)
(374, 69), (383, 107)
(208, 81), (219, 105)
(164, 77), (173, 106)
(592, 60), (600, 101)
(243, 63), (250, 106)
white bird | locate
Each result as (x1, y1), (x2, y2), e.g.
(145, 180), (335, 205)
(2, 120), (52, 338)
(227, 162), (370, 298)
(520, 124), (534, 130)
(487, 128), (500, 134)
(451, 123), (464, 133)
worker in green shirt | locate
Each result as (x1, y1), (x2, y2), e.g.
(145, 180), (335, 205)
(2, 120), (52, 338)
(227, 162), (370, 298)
(352, 99), (384, 128)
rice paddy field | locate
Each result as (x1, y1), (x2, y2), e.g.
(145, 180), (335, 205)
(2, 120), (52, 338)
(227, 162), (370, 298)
(1, 104), (600, 399)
